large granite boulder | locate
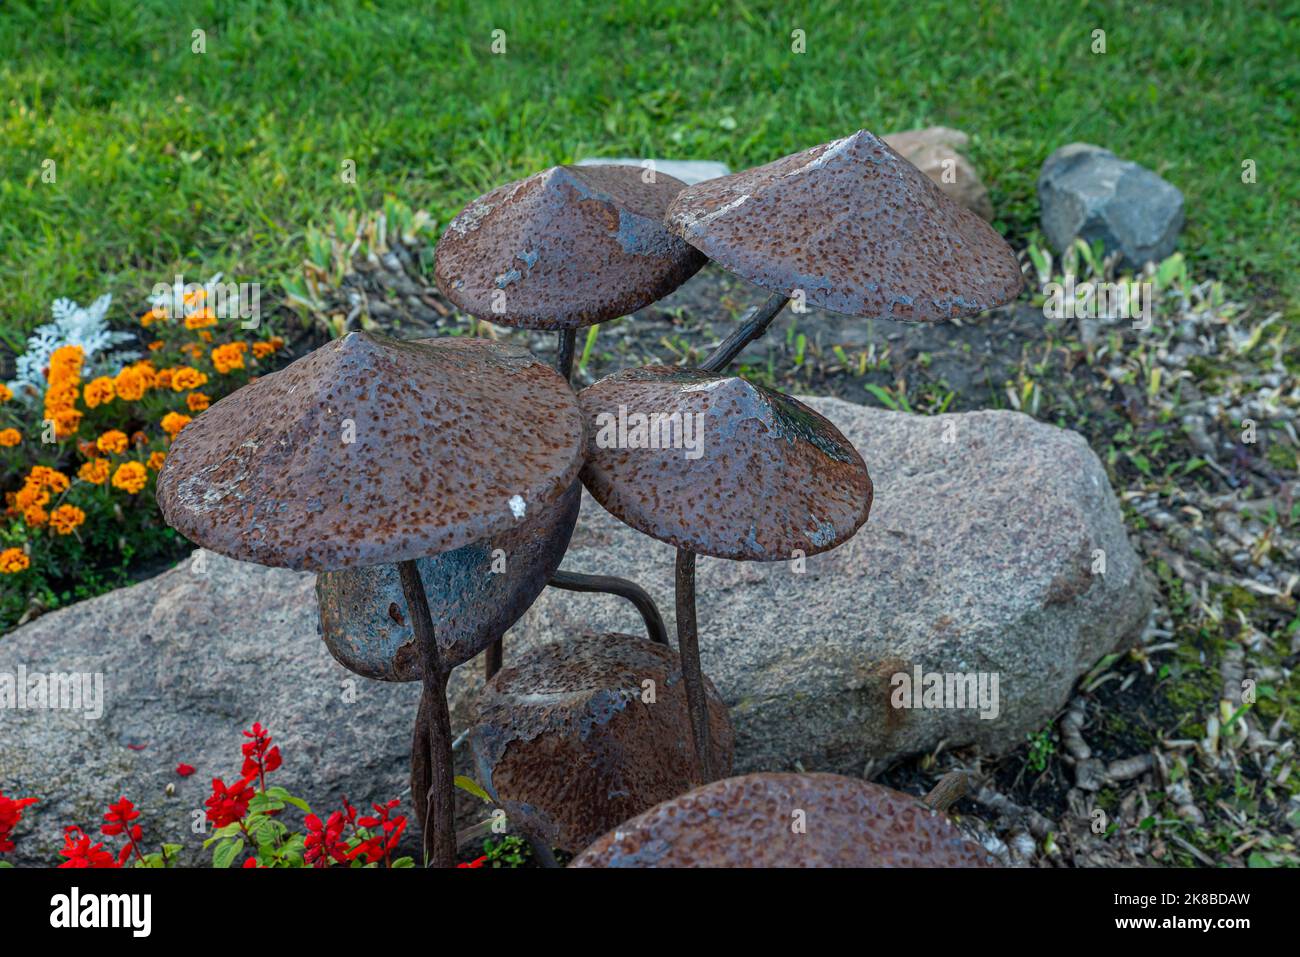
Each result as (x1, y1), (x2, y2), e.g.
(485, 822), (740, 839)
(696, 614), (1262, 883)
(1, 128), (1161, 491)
(0, 399), (1150, 866)
(1037, 142), (1184, 267)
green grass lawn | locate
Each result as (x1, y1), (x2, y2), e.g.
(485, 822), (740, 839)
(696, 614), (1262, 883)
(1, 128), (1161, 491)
(1, 0), (1296, 344)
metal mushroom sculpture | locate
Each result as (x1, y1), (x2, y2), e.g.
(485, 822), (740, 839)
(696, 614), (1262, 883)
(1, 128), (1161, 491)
(570, 773), (997, 868)
(435, 163), (705, 676)
(468, 631), (734, 859)
(664, 128), (1024, 373)
(578, 368), (872, 778)
(154, 129), (1030, 870)
(156, 332), (584, 867)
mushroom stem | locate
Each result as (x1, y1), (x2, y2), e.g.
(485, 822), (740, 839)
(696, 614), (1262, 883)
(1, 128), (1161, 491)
(548, 570), (668, 646)
(398, 559), (457, 869)
(555, 327), (577, 380)
(674, 548), (715, 782)
(699, 292), (790, 373)
(483, 637), (504, 681)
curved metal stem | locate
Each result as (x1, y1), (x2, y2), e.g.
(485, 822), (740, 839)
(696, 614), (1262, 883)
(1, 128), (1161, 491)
(548, 569), (668, 646)
(700, 292), (790, 373)
(399, 559), (456, 868)
(674, 549), (715, 782)
(555, 327), (577, 380)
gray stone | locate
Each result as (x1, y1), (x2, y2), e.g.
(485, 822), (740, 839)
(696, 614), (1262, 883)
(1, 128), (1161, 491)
(0, 399), (1151, 865)
(1037, 143), (1184, 268)
(471, 400), (1152, 775)
(575, 157), (730, 186)
(883, 127), (994, 220)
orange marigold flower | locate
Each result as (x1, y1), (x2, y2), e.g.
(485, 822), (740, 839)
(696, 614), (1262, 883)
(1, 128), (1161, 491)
(51, 407), (83, 439)
(23, 504), (48, 527)
(0, 547), (29, 574)
(131, 430), (148, 447)
(83, 376), (116, 408)
(47, 344), (85, 379)
(146, 450), (167, 471)
(49, 504), (86, 535)
(141, 306), (167, 326)
(78, 458), (111, 484)
(161, 412), (192, 438)
(211, 342), (246, 374)
(252, 341), (276, 359)
(199, 331), (214, 343)
(0, 383), (12, 402)
(0, 428), (20, 447)
(97, 430), (129, 454)
(170, 367), (209, 392)
(111, 461), (148, 494)
(30, 466), (69, 494)
(113, 366), (148, 401)
(155, 368), (174, 390)
(186, 392), (211, 412)
(184, 308), (217, 330)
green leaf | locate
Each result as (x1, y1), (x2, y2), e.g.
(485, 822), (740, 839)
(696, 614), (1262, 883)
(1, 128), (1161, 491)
(266, 786), (312, 812)
(454, 775), (492, 802)
(1247, 852), (1276, 868)
(863, 384), (899, 410)
(203, 822), (243, 848)
(212, 838), (245, 869)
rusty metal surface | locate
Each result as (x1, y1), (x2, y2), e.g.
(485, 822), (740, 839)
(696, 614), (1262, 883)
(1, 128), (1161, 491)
(157, 332), (585, 571)
(571, 772), (997, 868)
(434, 164), (706, 329)
(665, 129), (1023, 322)
(578, 366), (872, 560)
(316, 482), (581, 678)
(469, 632), (734, 853)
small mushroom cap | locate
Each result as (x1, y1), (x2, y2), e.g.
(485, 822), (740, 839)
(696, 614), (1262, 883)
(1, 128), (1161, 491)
(578, 366), (871, 560)
(469, 632), (734, 853)
(316, 481), (581, 677)
(665, 129), (1023, 321)
(571, 772), (997, 868)
(157, 332), (584, 571)
(434, 164), (706, 329)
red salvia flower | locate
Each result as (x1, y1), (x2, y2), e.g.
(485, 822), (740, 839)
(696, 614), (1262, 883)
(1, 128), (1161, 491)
(304, 811), (349, 868)
(350, 798), (407, 866)
(175, 763), (196, 777)
(205, 775), (256, 829)
(0, 791), (39, 854)
(102, 796), (145, 865)
(240, 721), (282, 786)
(58, 826), (119, 869)
(457, 855), (487, 869)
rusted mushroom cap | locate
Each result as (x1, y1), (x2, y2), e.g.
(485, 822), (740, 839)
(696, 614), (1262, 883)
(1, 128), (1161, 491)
(571, 772), (997, 867)
(665, 129), (1023, 321)
(434, 164), (706, 329)
(316, 481), (580, 677)
(578, 366), (871, 560)
(157, 332), (584, 571)
(469, 631), (734, 853)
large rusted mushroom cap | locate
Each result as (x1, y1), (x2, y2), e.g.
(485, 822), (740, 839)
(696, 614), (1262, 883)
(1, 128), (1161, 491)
(571, 772), (997, 868)
(469, 632), (734, 854)
(434, 164), (706, 329)
(665, 129), (1023, 321)
(578, 366), (871, 560)
(157, 332), (584, 571)
(316, 481), (580, 677)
